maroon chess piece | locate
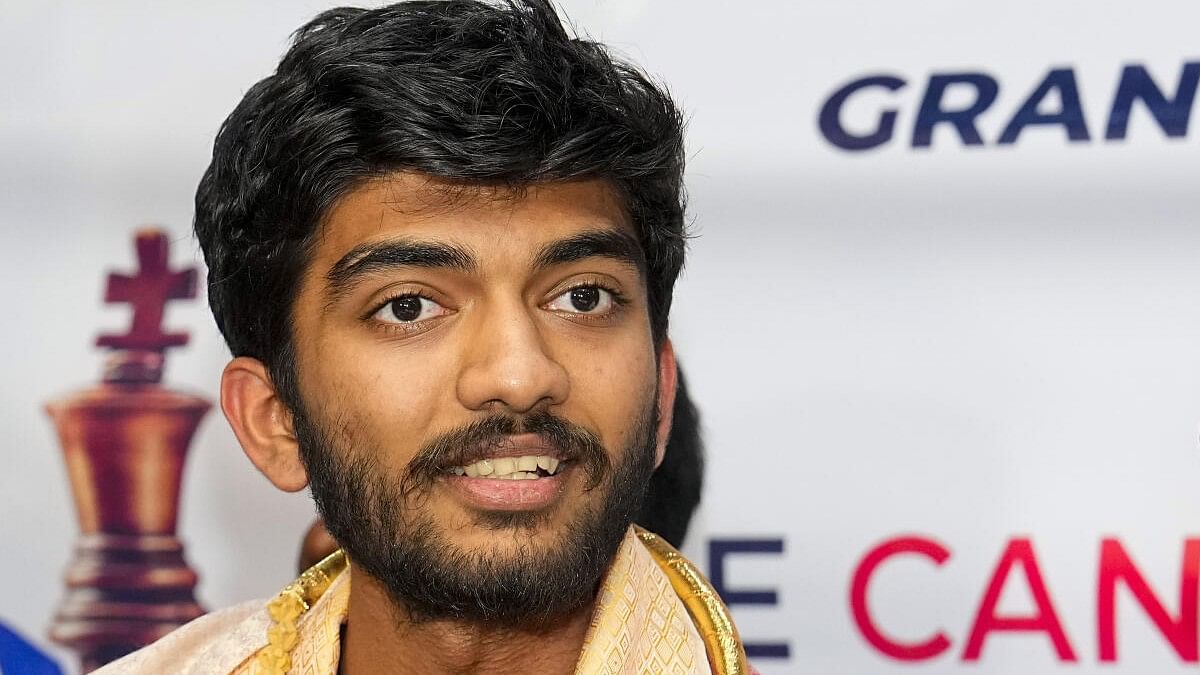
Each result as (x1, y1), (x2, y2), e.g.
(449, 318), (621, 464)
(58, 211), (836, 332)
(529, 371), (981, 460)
(46, 228), (210, 672)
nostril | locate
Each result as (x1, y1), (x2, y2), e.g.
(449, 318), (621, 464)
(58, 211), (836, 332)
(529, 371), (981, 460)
(454, 336), (570, 413)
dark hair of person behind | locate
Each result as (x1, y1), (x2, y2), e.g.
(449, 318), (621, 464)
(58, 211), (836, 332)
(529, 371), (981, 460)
(636, 367), (704, 546)
(194, 0), (688, 411)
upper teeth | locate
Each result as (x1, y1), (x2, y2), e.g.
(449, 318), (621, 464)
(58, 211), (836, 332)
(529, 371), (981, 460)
(451, 455), (562, 479)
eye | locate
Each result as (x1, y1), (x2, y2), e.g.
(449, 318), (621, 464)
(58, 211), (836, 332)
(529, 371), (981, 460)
(546, 285), (616, 314)
(373, 294), (448, 323)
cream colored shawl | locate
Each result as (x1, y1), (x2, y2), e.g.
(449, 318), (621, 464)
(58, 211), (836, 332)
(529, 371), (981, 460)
(97, 527), (746, 674)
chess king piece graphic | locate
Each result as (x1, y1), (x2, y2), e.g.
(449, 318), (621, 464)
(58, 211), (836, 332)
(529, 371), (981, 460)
(45, 229), (210, 672)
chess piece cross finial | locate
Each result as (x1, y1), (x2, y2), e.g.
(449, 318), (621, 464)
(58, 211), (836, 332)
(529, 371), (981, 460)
(96, 229), (197, 352)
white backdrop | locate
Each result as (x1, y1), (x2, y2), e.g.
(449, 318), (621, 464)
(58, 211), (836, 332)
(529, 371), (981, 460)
(3, 1), (1200, 673)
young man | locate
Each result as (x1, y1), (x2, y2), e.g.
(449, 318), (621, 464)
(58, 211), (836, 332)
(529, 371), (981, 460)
(100, 1), (749, 673)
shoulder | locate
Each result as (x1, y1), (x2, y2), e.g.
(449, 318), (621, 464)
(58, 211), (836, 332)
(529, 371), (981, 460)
(92, 598), (270, 675)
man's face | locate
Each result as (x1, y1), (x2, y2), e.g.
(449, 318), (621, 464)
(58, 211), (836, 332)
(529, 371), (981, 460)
(287, 174), (666, 623)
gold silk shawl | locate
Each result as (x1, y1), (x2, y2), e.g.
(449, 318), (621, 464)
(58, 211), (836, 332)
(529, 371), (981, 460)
(97, 526), (749, 675)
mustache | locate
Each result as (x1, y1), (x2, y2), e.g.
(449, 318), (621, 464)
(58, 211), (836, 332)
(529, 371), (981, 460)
(400, 410), (612, 496)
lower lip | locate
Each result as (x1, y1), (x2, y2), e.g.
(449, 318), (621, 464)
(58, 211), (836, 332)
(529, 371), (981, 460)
(445, 469), (568, 511)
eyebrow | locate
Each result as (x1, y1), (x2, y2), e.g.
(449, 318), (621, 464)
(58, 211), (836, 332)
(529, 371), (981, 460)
(531, 229), (646, 275)
(323, 228), (645, 304)
(325, 239), (476, 304)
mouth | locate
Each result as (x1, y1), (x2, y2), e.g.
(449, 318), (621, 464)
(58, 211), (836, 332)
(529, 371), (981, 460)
(448, 454), (566, 480)
(440, 433), (574, 511)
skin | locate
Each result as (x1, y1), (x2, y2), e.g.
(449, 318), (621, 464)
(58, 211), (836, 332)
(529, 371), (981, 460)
(220, 173), (677, 675)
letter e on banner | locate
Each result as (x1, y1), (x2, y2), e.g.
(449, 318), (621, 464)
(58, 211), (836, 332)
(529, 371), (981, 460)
(850, 536), (953, 661)
(709, 539), (790, 659)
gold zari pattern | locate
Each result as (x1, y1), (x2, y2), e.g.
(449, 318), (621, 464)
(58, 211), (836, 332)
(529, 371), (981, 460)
(635, 527), (749, 675)
(240, 549), (348, 675)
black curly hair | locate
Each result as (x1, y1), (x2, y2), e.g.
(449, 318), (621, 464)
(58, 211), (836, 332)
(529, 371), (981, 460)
(194, 0), (688, 414)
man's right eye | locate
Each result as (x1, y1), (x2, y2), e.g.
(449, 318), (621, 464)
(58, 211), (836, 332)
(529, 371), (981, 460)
(373, 295), (447, 323)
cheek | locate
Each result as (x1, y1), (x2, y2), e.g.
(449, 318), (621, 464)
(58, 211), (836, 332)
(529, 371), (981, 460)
(561, 335), (657, 446)
(301, 335), (456, 468)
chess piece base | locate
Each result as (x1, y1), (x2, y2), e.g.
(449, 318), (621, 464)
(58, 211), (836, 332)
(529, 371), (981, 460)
(50, 534), (204, 672)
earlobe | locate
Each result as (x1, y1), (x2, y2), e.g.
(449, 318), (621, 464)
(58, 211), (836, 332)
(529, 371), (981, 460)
(220, 357), (309, 492)
(653, 339), (678, 469)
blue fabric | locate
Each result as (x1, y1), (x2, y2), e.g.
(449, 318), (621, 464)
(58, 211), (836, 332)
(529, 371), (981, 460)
(0, 621), (62, 675)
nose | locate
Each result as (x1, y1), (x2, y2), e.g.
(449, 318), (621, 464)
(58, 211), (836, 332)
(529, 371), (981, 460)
(455, 299), (569, 414)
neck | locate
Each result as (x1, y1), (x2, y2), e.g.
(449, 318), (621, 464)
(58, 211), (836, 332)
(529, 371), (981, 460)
(340, 572), (595, 675)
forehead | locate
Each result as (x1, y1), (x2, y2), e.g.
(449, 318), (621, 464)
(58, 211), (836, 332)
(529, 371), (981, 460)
(309, 173), (634, 270)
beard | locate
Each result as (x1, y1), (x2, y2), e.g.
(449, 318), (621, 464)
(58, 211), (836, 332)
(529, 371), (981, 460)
(293, 401), (659, 627)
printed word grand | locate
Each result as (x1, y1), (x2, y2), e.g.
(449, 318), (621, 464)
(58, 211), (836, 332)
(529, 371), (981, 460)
(819, 61), (1200, 150)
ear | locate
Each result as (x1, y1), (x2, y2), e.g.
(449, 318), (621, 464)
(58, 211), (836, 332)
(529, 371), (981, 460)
(653, 339), (678, 469)
(220, 357), (309, 492)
